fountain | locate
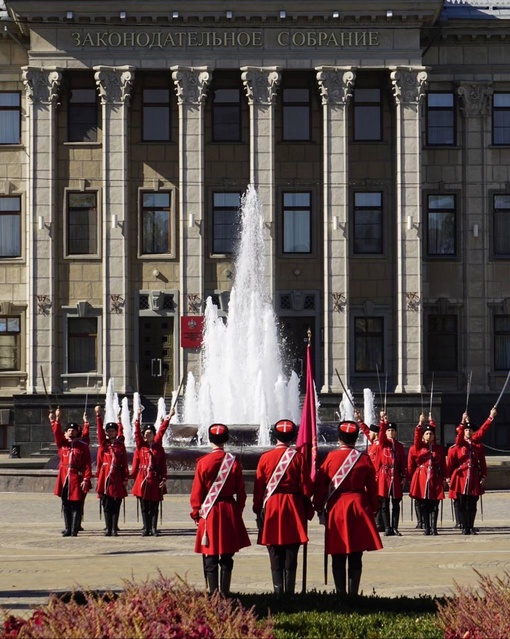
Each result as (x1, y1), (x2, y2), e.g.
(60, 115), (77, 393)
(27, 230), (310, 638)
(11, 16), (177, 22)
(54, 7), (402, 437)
(181, 185), (301, 445)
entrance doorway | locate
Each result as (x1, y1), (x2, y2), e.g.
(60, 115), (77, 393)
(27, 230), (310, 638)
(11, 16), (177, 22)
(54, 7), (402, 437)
(138, 317), (174, 396)
(279, 316), (316, 392)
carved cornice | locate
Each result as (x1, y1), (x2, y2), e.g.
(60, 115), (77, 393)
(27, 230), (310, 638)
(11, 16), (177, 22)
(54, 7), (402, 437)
(93, 66), (135, 105)
(316, 67), (356, 106)
(241, 66), (281, 106)
(390, 67), (428, 105)
(457, 82), (493, 118)
(22, 67), (62, 105)
(171, 66), (211, 105)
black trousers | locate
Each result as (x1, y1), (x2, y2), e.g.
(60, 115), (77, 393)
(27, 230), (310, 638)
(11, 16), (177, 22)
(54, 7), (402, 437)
(203, 553), (234, 575)
(102, 495), (122, 517)
(268, 544), (300, 572)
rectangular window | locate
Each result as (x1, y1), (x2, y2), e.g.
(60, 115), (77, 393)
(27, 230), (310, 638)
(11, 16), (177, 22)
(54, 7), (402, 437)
(495, 315), (510, 370)
(0, 92), (21, 144)
(0, 196), (21, 258)
(212, 89), (241, 142)
(142, 89), (171, 142)
(283, 192), (311, 254)
(426, 92), (455, 146)
(427, 194), (456, 256)
(428, 314), (458, 372)
(354, 317), (384, 373)
(354, 88), (382, 141)
(66, 192), (98, 256)
(494, 194), (510, 257)
(68, 317), (97, 373)
(353, 192), (383, 254)
(212, 192), (241, 254)
(141, 192), (172, 255)
(493, 93), (510, 146)
(0, 316), (20, 371)
(68, 87), (98, 142)
(283, 88), (310, 141)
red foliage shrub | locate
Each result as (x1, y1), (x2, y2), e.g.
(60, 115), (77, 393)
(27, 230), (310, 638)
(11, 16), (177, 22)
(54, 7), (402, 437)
(436, 570), (510, 639)
(1, 575), (274, 639)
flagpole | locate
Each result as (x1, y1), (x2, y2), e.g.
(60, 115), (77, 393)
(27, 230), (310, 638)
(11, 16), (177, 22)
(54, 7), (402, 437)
(301, 329), (311, 594)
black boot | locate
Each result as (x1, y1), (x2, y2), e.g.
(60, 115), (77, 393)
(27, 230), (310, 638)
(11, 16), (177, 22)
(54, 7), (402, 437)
(432, 508), (439, 535)
(71, 509), (81, 537)
(104, 511), (112, 536)
(141, 506), (150, 536)
(271, 570), (284, 596)
(62, 506), (72, 537)
(284, 570), (296, 595)
(332, 567), (346, 594)
(376, 509), (385, 533)
(348, 569), (362, 596)
(220, 569), (232, 596)
(469, 508), (478, 535)
(151, 507), (160, 537)
(392, 508), (402, 537)
(421, 503), (431, 535)
(382, 509), (393, 536)
(111, 513), (119, 537)
(206, 569), (219, 595)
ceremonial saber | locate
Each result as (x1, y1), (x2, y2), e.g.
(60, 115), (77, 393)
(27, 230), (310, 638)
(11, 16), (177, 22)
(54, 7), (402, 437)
(40, 365), (52, 411)
(170, 376), (185, 414)
(494, 369), (510, 408)
(84, 373), (90, 416)
(465, 370), (473, 412)
(384, 372), (388, 414)
(376, 364), (383, 412)
(429, 372), (435, 416)
(335, 368), (355, 408)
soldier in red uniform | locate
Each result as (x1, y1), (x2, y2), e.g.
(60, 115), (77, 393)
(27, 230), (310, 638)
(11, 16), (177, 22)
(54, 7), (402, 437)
(376, 415), (407, 536)
(50, 408), (92, 536)
(253, 419), (313, 595)
(408, 414), (447, 535)
(131, 409), (170, 536)
(190, 424), (251, 596)
(95, 405), (129, 536)
(447, 407), (496, 535)
(355, 410), (383, 531)
(313, 421), (382, 596)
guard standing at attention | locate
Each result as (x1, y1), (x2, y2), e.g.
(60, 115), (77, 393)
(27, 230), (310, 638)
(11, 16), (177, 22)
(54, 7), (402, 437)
(131, 408), (170, 537)
(190, 424), (251, 596)
(447, 407), (497, 535)
(95, 405), (129, 536)
(50, 408), (92, 537)
(253, 419), (313, 595)
(313, 421), (382, 596)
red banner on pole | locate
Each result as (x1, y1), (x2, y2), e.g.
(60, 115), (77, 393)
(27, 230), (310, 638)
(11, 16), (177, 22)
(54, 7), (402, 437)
(296, 343), (318, 482)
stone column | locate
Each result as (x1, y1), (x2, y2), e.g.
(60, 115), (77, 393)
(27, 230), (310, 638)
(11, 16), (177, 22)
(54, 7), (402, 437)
(22, 67), (62, 394)
(316, 67), (356, 393)
(94, 66), (135, 392)
(390, 67), (428, 393)
(457, 82), (493, 390)
(171, 66), (211, 377)
(241, 67), (281, 298)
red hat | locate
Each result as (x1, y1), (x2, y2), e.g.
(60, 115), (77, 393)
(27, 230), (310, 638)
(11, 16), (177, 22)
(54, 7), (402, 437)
(338, 421), (359, 435)
(274, 419), (297, 442)
(208, 423), (229, 445)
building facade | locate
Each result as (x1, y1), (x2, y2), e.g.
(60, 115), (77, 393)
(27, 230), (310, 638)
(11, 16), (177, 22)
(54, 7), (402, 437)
(1, 0), (510, 453)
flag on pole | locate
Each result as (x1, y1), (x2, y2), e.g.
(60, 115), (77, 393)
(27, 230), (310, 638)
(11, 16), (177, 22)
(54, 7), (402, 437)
(296, 340), (318, 482)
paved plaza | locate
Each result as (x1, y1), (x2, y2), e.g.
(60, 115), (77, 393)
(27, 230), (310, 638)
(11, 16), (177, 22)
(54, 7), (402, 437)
(0, 491), (509, 616)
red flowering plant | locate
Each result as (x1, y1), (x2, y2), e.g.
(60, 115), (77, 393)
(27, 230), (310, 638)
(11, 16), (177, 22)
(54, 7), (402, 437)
(1, 575), (274, 639)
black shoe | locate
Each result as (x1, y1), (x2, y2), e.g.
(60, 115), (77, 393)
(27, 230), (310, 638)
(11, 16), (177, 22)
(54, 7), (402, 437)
(462, 528), (470, 535)
(423, 529), (431, 536)
(384, 528), (394, 536)
(62, 530), (71, 537)
(393, 529), (402, 537)
(470, 529), (478, 535)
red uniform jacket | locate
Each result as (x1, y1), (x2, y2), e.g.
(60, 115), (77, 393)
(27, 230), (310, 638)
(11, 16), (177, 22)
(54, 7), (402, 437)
(447, 439), (487, 497)
(51, 419), (92, 501)
(190, 448), (251, 556)
(358, 420), (380, 469)
(376, 423), (407, 499)
(313, 446), (382, 555)
(408, 424), (447, 500)
(131, 419), (168, 502)
(253, 444), (312, 546)
(96, 415), (128, 499)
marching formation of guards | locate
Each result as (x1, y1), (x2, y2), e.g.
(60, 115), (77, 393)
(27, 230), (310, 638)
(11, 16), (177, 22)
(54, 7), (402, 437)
(49, 403), (497, 595)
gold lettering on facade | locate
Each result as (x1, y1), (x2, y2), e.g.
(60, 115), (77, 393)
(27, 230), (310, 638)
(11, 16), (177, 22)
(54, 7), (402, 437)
(71, 29), (380, 49)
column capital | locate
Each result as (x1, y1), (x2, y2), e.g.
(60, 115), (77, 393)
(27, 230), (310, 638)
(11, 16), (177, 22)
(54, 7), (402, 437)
(316, 67), (356, 105)
(22, 67), (62, 105)
(171, 66), (211, 105)
(390, 67), (428, 105)
(93, 66), (135, 105)
(457, 82), (494, 118)
(241, 66), (281, 105)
